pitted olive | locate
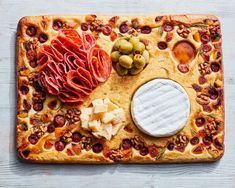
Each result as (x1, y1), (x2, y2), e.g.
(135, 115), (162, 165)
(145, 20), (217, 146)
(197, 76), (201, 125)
(116, 63), (128, 76)
(111, 51), (121, 63)
(119, 55), (133, 69)
(133, 54), (146, 69)
(133, 42), (145, 54)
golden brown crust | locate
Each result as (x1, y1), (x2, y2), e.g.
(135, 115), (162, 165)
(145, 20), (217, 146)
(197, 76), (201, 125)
(16, 14), (224, 163)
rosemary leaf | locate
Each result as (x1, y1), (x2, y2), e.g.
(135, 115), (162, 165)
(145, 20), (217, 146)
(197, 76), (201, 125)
(190, 128), (197, 137)
(156, 147), (166, 160)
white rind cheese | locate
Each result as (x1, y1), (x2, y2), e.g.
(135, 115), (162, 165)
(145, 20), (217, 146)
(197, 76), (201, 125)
(131, 79), (190, 137)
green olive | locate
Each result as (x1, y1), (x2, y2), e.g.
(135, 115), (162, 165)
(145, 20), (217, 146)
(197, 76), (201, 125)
(133, 54), (146, 69)
(133, 42), (145, 54)
(129, 37), (140, 46)
(129, 53), (134, 59)
(142, 50), (150, 63)
(116, 63), (128, 76)
(119, 41), (133, 54)
(119, 55), (133, 69)
(111, 51), (121, 63)
(113, 39), (126, 51)
(129, 67), (143, 75)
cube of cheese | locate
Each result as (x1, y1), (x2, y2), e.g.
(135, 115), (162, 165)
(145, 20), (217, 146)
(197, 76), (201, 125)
(80, 114), (89, 130)
(102, 112), (115, 124)
(93, 132), (102, 139)
(80, 113), (89, 121)
(81, 120), (89, 130)
(112, 123), (123, 136)
(103, 98), (110, 105)
(93, 123), (112, 140)
(93, 103), (108, 114)
(88, 120), (101, 131)
(92, 98), (104, 106)
(80, 107), (93, 130)
(112, 108), (126, 124)
(104, 98), (119, 111)
(104, 123), (112, 135)
(80, 98), (126, 140)
(103, 123), (112, 140)
(80, 107), (93, 117)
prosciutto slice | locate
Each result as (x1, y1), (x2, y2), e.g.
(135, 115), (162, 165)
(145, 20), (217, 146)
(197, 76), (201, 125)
(38, 29), (112, 104)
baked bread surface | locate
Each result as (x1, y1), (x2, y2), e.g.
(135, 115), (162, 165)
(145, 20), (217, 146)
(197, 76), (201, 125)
(16, 14), (224, 163)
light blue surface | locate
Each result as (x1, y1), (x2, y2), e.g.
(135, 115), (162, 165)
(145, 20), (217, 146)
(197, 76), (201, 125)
(0, 0), (235, 187)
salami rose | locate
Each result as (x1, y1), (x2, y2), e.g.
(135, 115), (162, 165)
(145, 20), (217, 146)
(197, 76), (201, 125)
(38, 29), (112, 104)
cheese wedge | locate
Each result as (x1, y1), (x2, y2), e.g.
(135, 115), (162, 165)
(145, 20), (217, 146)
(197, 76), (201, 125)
(80, 98), (126, 140)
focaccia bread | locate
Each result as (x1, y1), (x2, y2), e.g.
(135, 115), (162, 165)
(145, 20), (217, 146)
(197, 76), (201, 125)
(16, 14), (224, 163)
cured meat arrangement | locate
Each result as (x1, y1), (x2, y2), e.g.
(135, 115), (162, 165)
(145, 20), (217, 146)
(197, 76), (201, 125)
(16, 14), (224, 163)
(38, 29), (112, 103)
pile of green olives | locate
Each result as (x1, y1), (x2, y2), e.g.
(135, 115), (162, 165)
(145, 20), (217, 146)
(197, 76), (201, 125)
(111, 37), (150, 76)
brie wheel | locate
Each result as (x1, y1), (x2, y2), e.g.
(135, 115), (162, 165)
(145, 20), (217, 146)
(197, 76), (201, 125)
(131, 79), (190, 137)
